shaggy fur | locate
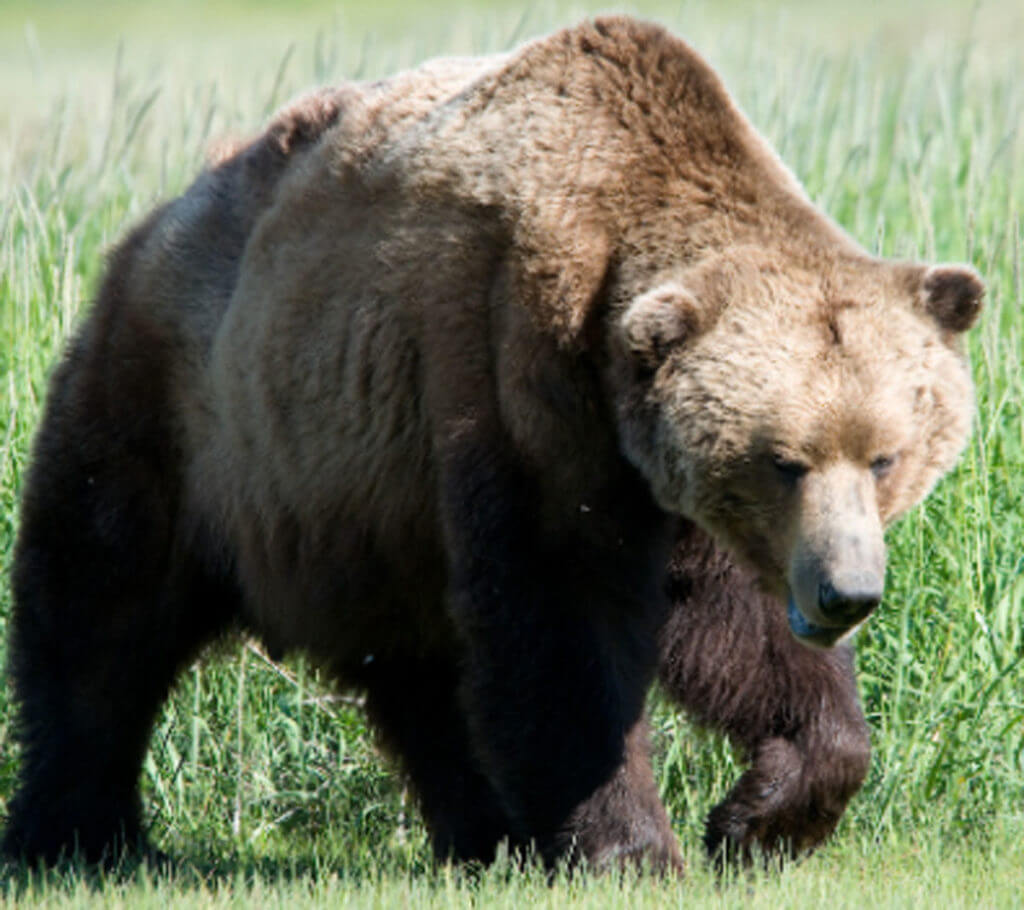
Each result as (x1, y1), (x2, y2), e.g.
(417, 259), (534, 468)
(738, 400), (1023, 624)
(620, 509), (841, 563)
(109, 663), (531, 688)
(4, 17), (981, 871)
(659, 523), (870, 860)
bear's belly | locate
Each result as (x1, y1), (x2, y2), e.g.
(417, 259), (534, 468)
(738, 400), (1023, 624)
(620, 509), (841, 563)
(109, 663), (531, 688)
(186, 280), (451, 669)
(235, 516), (454, 675)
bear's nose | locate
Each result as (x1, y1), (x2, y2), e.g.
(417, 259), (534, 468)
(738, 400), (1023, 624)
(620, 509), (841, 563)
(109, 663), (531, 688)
(818, 577), (882, 627)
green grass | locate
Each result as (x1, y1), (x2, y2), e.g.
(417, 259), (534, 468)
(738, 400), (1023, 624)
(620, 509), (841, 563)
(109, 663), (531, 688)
(2, 1), (1023, 905)
(5, 832), (1024, 909)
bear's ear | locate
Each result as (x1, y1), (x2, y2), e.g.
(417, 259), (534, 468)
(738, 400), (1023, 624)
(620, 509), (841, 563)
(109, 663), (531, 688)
(915, 264), (985, 333)
(620, 283), (704, 369)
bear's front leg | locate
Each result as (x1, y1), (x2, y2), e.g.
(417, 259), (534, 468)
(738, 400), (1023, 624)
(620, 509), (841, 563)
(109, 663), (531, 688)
(561, 716), (682, 873)
(660, 522), (870, 864)
(437, 428), (680, 871)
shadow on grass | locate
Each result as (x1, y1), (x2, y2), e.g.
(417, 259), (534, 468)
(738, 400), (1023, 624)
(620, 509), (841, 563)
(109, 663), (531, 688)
(0, 829), (559, 901)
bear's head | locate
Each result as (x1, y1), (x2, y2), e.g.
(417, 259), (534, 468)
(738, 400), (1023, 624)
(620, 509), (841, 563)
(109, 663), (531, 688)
(613, 249), (983, 647)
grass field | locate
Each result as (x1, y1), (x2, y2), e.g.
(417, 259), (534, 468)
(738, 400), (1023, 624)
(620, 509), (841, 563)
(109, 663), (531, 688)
(1, 1), (1022, 906)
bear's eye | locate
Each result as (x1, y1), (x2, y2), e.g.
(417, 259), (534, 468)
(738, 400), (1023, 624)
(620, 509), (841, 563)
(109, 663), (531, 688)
(772, 454), (809, 483)
(871, 454), (897, 479)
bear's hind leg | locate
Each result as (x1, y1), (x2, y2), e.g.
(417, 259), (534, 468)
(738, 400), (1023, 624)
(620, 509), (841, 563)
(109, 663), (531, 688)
(4, 495), (237, 865)
(659, 523), (870, 863)
(362, 656), (518, 865)
(3, 356), (238, 865)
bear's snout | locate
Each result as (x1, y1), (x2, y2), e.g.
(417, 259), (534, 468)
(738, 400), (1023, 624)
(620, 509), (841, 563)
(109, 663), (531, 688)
(817, 575), (882, 627)
(783, 461), (888, 647)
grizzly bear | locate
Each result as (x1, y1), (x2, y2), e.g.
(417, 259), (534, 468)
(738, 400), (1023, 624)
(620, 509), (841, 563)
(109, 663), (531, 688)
(3, 17), (981, 871)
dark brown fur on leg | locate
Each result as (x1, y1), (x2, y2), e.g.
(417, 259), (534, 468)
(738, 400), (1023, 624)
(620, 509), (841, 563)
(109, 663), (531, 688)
(2, 236), (239, 865)
(561, 718), (683, 874)
(434, 417), (677, 869)
(659, 522), (870, 863)
(366, 656), (682, 873)
(362, 657), (520, 865)
(3, 90), (342, 866)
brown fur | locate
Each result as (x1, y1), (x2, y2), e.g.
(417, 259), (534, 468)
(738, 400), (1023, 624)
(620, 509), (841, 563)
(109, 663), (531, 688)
(4, 17), (979, 871)
(659, 523), (870, 860)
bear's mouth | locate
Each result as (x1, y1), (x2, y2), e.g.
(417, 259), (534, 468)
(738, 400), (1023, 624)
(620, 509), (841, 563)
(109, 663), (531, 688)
(786, 597), (851, 649)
